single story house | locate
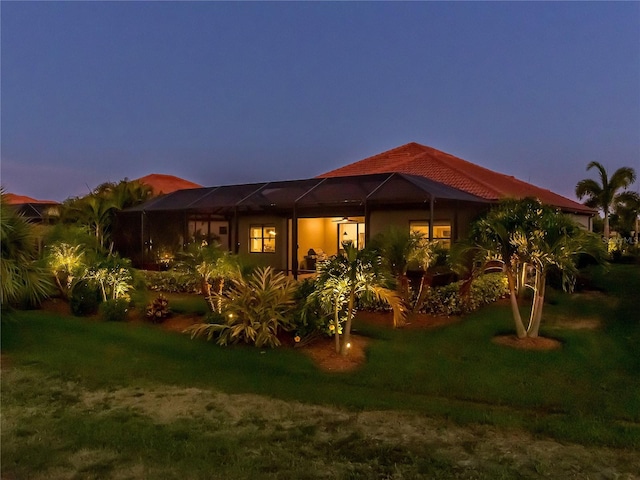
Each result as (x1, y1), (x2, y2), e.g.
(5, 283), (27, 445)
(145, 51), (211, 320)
(114, 142), (595, 276)
(4, 193), (60, 224)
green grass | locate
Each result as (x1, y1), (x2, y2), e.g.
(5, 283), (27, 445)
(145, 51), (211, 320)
(2, 264), (639, 478)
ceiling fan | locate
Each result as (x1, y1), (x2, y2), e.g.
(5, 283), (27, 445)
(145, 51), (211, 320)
(332, 216), (358, 223)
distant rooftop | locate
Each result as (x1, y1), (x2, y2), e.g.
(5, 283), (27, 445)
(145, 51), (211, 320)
(135, 174), (202, 196)
(3, 193), (58, 205)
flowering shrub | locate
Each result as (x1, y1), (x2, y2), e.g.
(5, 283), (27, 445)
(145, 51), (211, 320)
(420, 272), (508, 316)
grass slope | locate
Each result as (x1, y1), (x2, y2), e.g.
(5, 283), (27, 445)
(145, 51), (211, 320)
(2, 264), (639, 478)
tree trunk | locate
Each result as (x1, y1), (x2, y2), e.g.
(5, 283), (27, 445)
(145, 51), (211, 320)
(413, 274), (428, 313)
(517, 262), (528, 300)
(340, 286), (356, 356)
(333, 303), (341, 354)
(526, 268), (539, 332)
(604, 211), (610, 240)
(506, 269), (527, 338)
(217, 278), (225, 314)
(528, 271), (546, 338)
(54, 274), (67, 300)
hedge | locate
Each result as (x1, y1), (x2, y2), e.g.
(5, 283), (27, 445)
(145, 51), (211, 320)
(138, 270), (200, 294)
(420, 272), (509, 316)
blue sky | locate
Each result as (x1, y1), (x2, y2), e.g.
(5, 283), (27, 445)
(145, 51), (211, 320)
(2, 1), (639, 202)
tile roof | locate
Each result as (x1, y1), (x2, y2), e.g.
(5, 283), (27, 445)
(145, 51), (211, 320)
(319, 142), (594, 214)
(3, 193), (58, 205)
(135, 174), (202, 196)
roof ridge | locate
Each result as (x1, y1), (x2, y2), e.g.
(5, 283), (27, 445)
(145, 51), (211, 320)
(407, 148), (504, 199)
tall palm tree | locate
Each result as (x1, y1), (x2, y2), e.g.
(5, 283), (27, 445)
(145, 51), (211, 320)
(575, 162), (636, 239)
(614, 191), (640, 242)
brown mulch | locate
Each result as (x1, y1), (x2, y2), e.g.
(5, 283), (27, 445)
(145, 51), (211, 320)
(492, 334), (562, 350)
(355, 310), (461, 330)
(301, 335), (369, 373)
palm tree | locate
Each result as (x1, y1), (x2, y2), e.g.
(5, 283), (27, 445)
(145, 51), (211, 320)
(614, 191), (640, 243)
(371, 227), (419, 304)
(465, 199), (535, 338)
(575, 162), (636, 239)
(61, 179), (153, 251)
(45, 242), (86, 300)
(512, 209), (606, 337)
(371, 227), (439, 312)
(175, 241), (240, 313)
(310, 241), (406, 355)
(466, 198), (606, 339)
(1, 191), (53, 308)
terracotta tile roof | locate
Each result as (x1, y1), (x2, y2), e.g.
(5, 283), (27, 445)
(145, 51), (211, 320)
(135, 174), (203, 196)
(3, 193), (58, 205)
(319, 142), (594, 214)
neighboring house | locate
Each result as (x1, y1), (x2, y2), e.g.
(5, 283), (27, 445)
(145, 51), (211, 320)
(134, 173), (203, 195)
(4, 193), (60, 224)
(115, 142), (596, 275)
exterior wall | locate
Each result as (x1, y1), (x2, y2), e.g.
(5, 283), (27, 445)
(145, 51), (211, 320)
(237, 214), (289, 271)
(570, 213), (593, 231)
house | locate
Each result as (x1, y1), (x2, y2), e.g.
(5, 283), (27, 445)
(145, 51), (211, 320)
(115, 143), (595, 275)
(3, 193), (60, 224)
(319, 142), (595, 229)
(134, 174), (203, 196)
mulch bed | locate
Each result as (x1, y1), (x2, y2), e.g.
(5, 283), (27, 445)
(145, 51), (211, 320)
(492, 334), (562, 350)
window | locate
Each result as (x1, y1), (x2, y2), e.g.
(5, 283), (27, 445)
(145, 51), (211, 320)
(410, 221), (452, 248)
(188, 217), (229, 247)
(250, 225), (277, 253)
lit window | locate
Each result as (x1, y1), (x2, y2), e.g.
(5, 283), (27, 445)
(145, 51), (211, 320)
(410, 221), (451, 248)
(250, 225), (276, 253)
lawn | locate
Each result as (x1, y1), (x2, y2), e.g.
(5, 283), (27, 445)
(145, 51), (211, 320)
(2, 264), (639, 479)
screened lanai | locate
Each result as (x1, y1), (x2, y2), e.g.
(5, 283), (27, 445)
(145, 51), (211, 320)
(115, 173), (489, 275)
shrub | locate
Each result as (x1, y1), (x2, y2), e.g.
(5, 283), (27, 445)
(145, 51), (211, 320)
(139, 270), (200, 294)
(292, 278), (331, 341)
(187, 267), (297, 348)
(100, 298), (129, 322)
(146, 294), (171, 323)
(69, 280), (101, 316)
(421, 272), (508, 316)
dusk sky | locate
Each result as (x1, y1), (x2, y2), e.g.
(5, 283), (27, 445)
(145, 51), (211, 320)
(1, 1), (639, 203)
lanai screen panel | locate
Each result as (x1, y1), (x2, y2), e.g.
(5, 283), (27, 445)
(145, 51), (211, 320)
(295, 174), (391, 207)
(125, 187), (213, 212)
(239, 179), (324, 211)
(188, 183), (268, 213)
(365, 173), (486, 204)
